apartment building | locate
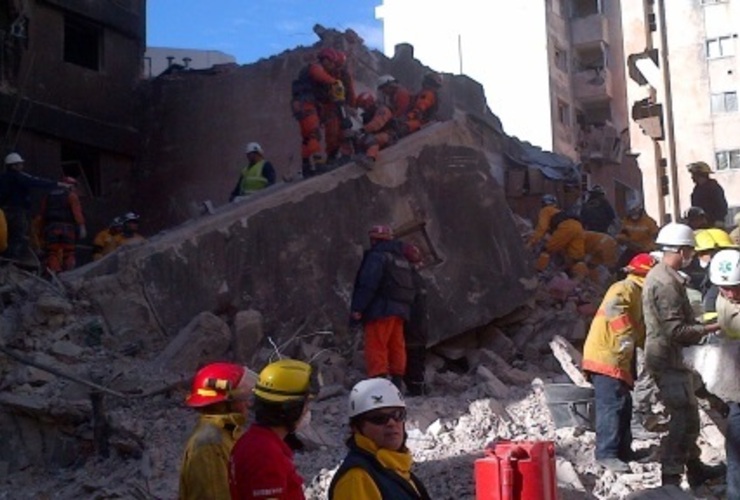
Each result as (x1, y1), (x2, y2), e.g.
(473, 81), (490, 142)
(377, 0), (643, 213)
(0, 0), (144, 229)
(623, 0), (740, 224)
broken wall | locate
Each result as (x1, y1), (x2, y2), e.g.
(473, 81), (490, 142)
(69, 118), (532, 351)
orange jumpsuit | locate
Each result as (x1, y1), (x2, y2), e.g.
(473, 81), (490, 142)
(39, 188), (85, 272)
(529, 205), (560, 246)
(404, 87), (439, 134)
(358, 105), (396, 161)
(546, 218), (586, 262)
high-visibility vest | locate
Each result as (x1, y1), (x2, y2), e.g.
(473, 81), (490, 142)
(238, 160), (268, 195)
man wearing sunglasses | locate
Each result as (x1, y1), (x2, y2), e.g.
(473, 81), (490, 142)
(328, 378), (430, 500)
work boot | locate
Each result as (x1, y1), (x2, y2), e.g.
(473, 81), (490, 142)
(597, 458), (631, 473)
(686, 460), (726, 489)
(301, 159), (315, 179)
(661, 474), (682, 487)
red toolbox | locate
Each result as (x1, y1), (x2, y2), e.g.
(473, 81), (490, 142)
(475, 440), (557, 500)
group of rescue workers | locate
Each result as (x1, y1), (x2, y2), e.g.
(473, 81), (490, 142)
(0, 152), (145, 274)
(574, 162), (740, 494)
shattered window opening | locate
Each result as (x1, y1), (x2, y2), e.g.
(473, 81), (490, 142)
(64, 14), (102, 71)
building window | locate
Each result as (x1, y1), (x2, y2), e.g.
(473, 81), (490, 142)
(706, 36), (735, 59)
(64, 14), (102, 70)
(716, 149), (740, 170)
(571, 0), (602, 18)
(711, 91), (738, 113)
(554, 46), (568, 72)
(557, 100), (571, 126)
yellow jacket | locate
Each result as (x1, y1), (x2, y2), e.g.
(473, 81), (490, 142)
(0, 209), (6, 253)
(546, 218), (586, 261)
(529, 205), (560, 246)
(179, 413), (246, 500)
(584, 231), (619, 268)
(617, 213), (659, 252)
(582, 275), (646, 386)
(331, 433), (419, 500)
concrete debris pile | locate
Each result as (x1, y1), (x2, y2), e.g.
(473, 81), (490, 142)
(0, 263), (728, 499)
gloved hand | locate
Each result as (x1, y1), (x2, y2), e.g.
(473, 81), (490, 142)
(331, 80), (346, 103)
(78, 225), (87, 239)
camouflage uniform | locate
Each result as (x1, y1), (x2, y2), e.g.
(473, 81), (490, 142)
(642, 261), (707, 478)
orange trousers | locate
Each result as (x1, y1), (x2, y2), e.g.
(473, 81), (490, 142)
(364, 316), (406, 377)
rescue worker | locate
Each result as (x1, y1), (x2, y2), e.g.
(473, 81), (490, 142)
(684, 206), (710, 231)
(584, 230), (620, 271)
(350, 225), (416, 389)
(0, 152), (71, 262)
(731, 212), (740, 246)
(642, 222), (726, 487)
(376, 75), (412, 119)
(580, 185), (617, 233)
(229, 359), (315, 500)
(693, 228), (738, 313)
(291, 48), (352, 178)
(353, 91), (400, 168)
(328, 378), (431, 500)
(38, 176), (86, 273)
(616, 201), (659, 255)
(582, 253), (657, 473)
(119, 212), (145, 245)
(688, 161), (728, 228)
(708, 248), (740, 499)
(229, 142), (276, 201)
(402, 243), (428, 397)
(179, 362), (258, 500)
(546, 208), (587, 277)
(92, 217), (123, 261)
(399, 72), (442, 136)
(528, 194), (561, 250)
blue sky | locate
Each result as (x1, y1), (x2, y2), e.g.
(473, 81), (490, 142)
(146, 1), (384, 64)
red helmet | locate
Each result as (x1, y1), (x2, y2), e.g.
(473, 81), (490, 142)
(368, 224), (393, 241)
(403, 243), (423, 264)
(356, 92), (376, 110)
(318, 47), (341, 64)
(334, 49), (347, 66)
(624, 253), (657, 277)
(185, 362), (258, 408)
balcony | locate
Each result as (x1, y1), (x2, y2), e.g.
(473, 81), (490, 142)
(571, 14), (609, 47)
(577, 121), (624, 165)
(573, 67), (613, 102)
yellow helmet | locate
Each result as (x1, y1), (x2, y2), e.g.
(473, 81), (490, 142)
(253, 359), (314, 403)
(694, 228), (738, 253)
(687, 161), (712, 175)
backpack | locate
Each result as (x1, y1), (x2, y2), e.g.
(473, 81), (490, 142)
(380, 252), (417, 304)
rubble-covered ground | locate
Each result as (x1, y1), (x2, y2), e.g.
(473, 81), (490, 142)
(0, 265), (729, 499)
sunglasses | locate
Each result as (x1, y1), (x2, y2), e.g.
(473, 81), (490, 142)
(363, 408), (407, 425)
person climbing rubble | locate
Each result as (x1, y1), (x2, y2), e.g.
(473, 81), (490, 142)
(350, 225), (415, 390)
(291, 47), (355, 178)
(616, 200), (659, 266)
(528, 194), (587, 278)
(92, 216), (123, 261)
(688, 161), (728, 229)
(580, 185), (617, 234)
(352, 91), (402, 169)
(38, 176), (86, 273)
(179, 362), (258, 500)
(229, 359), (316, 500)
(0, 152), (72, 264)
(642, 222), (726, 488)
(398, 72), (442, 137)
(582, 253), (657, 473)
(328, 378), (431, 500)
(376, 74), (412, 120)
(583, 230), (620, 279)
(229, 142), (276, 201)
(693, 228), (738, 313)
(402, 243), (428, 397)
(708, 248), (740, 499)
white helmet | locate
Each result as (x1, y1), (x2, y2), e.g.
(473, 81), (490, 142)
(4, 152), (23, 165)
(376, 74), (397, 89)
(656, 223), (695, 250)
(709, 249), (740, 286)
(245, 142), (263, 155)
(348, 378), (405, 418)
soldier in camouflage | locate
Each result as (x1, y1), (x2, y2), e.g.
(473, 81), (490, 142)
(642, 223), (725, 488)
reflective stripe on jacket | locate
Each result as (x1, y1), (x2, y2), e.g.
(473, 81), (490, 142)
(179, 413), (246, 500)
(328, 433), (429, 500)
(239, 160), (268, 194)
(583, 275), (646, 386)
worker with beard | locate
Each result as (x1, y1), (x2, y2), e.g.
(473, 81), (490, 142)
(328, 378), (430, 500)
